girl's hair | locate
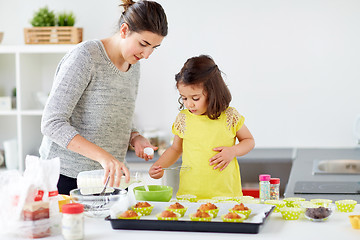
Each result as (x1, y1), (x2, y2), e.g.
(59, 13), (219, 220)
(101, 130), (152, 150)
(119, 0), (168, 36)
(175, 55), (232, 120)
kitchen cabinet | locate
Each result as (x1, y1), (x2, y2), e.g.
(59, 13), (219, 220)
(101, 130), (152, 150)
(0, 45), (75, 171)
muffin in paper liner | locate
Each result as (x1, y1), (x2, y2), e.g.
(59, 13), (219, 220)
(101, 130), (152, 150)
(335, 200), (357, 212)
(349, 215), (360, 229)
(131, 204), (154, 216)
(156, 211), (181, 221)
(283, 197), (306, 207)
(117, 211), (142, 220)
(310, 198), (332, 207)
(170, 199), (190, 203)
(166, 205), (188, 217)
(280, 207), (302, 220)
(189, 213), (213, 222)
(264, 200), (286, 213)
(221, 212), (246, 223)
(201, 208), (219, 218)
(229, 209), (252, 219)
(176, 194), (197, 202)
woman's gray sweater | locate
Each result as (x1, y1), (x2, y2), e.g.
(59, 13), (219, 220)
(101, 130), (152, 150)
(39, 39), (140, 178)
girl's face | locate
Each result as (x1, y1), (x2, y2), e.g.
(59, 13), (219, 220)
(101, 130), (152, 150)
(178, 83), (208, 115)
(120, 24), (164, 64)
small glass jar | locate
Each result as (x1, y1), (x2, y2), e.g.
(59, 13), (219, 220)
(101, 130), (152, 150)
(62, 203), (84, 240)
(270, 178), (280, 200)
(259, 174), (271, 203)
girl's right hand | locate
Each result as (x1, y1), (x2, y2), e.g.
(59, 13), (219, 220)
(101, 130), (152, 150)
(149, 165), (164, 179)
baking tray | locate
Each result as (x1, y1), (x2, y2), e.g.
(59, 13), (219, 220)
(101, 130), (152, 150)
(106, 202), (274, 234)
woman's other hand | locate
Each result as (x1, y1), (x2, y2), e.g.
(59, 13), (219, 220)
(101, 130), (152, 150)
(131, 133), (158, 161)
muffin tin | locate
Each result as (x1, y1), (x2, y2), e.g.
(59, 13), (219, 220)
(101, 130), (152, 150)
(106, 201), (274, 234)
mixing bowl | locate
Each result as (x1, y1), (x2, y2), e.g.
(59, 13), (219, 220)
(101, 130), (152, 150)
(133, 185), (173, 202)
(70, 187), (127, 217)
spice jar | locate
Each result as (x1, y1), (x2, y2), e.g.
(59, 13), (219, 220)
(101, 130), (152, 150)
(270, 178), (280, 200)
(62, 203), (84, 240)
(259, 174), (271, 203)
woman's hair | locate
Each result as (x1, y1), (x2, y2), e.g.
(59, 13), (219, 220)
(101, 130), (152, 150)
(119, 0), (168, 36)
(175, 55), (232, 120)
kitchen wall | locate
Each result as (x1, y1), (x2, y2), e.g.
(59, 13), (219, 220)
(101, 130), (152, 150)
(1, 0), (360, 148)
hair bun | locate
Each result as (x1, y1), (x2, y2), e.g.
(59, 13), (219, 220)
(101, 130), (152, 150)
(120, 0), (136, 12)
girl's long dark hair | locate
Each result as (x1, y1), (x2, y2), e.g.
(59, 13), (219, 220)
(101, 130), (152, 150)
(175, 55), (232, 120)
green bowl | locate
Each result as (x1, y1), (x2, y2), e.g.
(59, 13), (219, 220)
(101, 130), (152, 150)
(133, 185), (173, 202)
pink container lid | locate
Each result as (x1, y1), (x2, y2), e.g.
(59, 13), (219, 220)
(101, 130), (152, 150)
(259, 174), (271, 181)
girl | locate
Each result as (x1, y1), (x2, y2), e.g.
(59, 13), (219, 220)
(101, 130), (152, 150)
(39, 0), (168, 194)
(149, 55), (255, 199)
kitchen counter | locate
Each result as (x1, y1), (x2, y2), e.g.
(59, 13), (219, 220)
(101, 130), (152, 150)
(285, 148), (360, 201)
(2, 205), (359, 240)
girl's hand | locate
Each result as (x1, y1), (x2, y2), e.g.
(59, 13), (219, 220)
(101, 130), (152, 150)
(98, 156), (130, 188)
(149, 165), (164, 179)
(131, 134), (158, 161)
(209, 146), (236, 171)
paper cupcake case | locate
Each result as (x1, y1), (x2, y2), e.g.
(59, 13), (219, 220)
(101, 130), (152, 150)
(131, 205), (154, 216)
(335, 200), (357, 213)
(166, 206), (188, 217)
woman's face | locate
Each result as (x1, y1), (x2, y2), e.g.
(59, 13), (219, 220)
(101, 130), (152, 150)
(121, 24), (164, 64)
(177, 83), (208, 116)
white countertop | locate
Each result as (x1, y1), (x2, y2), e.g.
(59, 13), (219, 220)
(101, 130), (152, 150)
(2, 205), (359, 240)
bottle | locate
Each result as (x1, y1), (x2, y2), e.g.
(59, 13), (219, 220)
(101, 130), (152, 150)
(62, 203), (84, 240)
(270, 178), (280, 200)
(259, 174), (271, 203)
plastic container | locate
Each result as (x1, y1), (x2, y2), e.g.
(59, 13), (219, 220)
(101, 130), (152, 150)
(259, 174), (271, 203)
(77, 169), (142, 195)
(62, 203), (84, 240)
(269, 178), (280, 200)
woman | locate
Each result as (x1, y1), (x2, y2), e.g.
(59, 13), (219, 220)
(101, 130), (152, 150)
(39, 0), (168, 194)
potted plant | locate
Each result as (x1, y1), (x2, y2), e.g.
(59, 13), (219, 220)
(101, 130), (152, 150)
(24, 6), (82, 44)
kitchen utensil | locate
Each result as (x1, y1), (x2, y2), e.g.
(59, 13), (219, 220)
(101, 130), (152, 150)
(133, 185), (173, 202)
(163, 165), (191, 171)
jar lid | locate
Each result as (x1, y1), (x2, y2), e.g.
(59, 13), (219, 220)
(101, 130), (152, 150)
(270, 178), (280, 184)
(62, 203), (84, 214)
(259, 174), (271, 181)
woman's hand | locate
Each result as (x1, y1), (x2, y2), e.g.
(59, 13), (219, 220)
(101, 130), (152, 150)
(149, 164), (164, 179)
(131, 134), (158, 161)
(98, 156), (130, 188)
(209, 146), (237, 171)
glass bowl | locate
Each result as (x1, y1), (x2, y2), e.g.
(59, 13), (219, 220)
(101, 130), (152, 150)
(70, 187), (127, 218)
(304, 206), (334, 222)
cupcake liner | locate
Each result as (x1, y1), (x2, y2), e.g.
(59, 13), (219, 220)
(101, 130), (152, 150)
(310, 199), (332, 207)
(264, 200), (285, 213)
(166, 206), (188, 217)
(233, 196), (254, 203)
(229, 209), (252, 219)
(280, 207), (302, 220)
(131, 205), (154, 216)
(211, 196), (233, 202)
(176, 194), (197, 202)
(196, 199), (219, 203)
(221, 213), (246, 222)
(156, 212), (181, 221)
(283, 197), (305, 207)
(189, 213), (212, 222)
(335, 200), (357, 212)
